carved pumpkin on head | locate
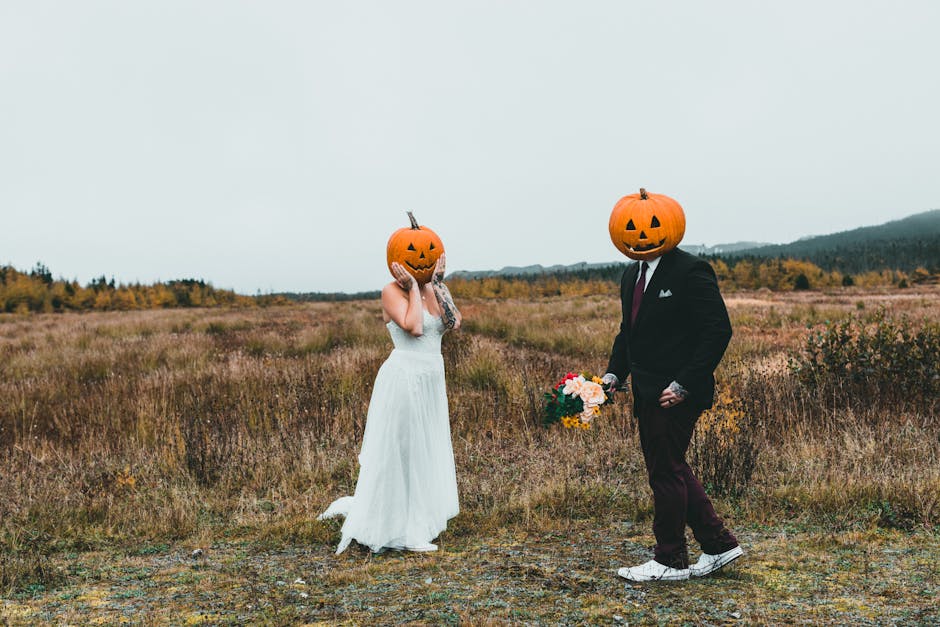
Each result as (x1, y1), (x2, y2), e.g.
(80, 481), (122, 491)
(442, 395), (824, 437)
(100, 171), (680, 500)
(608, 188), (686, 261)
(386, 212), (444, 285)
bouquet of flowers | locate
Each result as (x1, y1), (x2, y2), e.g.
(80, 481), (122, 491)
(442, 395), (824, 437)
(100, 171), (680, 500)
(542, 372), (611, 430)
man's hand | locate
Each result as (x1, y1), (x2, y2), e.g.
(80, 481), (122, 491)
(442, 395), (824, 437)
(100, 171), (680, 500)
(659, 381), (689, 408)
(391, 262), (416, 292)
(601, 373), (620, 394)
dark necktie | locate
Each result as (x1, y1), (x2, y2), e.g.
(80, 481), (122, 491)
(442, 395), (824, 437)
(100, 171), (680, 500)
(631, 261), (648, 326)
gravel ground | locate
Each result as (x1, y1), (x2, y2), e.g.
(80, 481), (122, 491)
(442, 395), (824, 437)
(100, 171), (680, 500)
(2, 522), (938, 625)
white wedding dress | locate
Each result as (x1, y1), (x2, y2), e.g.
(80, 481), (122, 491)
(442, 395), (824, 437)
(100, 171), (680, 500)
(318, 309), (459, 554)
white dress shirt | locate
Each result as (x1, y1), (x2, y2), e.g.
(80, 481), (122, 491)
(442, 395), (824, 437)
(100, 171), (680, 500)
(635, 256), (662, 292)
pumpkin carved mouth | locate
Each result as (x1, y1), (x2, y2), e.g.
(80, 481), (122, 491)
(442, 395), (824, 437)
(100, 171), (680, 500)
(405, 261), (435, 272)
(622, 238), (667, 253)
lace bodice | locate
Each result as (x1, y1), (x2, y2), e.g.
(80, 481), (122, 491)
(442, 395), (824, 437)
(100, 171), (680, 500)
(386, 309), (445, 354)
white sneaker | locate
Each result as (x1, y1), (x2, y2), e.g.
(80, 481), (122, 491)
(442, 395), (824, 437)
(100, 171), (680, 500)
(403, 543), (438, 552)
(689, 545), (743, 577)
(617, 560), (690, 582)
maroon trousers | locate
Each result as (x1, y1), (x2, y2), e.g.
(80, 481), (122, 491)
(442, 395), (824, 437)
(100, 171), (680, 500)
(636, 396), (738, 569)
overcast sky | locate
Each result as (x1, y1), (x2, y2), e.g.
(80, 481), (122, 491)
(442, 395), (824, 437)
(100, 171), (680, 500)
(1, 1), (938, 293)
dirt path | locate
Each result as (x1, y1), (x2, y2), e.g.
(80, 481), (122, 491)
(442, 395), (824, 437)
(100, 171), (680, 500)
(2, 523), (938, 625)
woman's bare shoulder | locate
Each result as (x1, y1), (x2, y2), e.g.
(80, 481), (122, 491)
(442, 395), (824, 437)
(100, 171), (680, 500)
(381, 282), (406, 298)
(381, 282), (409, 311)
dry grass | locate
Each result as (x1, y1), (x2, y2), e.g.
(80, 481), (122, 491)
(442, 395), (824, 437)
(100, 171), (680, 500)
(1, 286), (938, 623)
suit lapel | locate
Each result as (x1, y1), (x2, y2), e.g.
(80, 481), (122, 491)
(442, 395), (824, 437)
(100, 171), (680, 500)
(632, 251), (676, 333)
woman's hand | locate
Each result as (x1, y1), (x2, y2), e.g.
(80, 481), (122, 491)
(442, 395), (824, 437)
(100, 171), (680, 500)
(391, 262), (417, 292)
(429, 254), (461, 331)
(383, 265), (424, 337)
(432, 254), (447, 284)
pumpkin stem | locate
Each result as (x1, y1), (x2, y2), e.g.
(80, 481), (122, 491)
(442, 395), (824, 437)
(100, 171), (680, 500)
(406, 211), (420, 229)
(639, 188), (649, 200)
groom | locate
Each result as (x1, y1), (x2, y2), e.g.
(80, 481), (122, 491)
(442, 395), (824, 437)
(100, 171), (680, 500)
(602, 189), (742, 582)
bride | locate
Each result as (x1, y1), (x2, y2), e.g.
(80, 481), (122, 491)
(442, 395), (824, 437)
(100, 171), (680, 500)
(319, 239), (461, 554)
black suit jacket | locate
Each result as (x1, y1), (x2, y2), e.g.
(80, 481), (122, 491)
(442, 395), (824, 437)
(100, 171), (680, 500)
(606, 248), (732, 415)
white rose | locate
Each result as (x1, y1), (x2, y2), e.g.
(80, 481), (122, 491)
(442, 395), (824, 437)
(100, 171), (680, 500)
(579, 381), (606, 407)
(562, 375), (586, 397)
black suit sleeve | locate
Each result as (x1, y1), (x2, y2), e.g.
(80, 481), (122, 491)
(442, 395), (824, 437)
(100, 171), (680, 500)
(675, 261), (732, 394)
(606, 269), (631, 381)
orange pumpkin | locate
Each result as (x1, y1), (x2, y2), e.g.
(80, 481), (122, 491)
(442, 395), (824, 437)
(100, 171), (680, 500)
(386, 212), (444, 285)
(608, 188), (686, 261)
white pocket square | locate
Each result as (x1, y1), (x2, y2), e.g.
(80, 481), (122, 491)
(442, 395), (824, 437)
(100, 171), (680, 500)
(658, 289), (673, 298)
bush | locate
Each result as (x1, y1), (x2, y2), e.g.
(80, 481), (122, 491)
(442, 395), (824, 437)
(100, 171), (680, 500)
(790, 311), (940, 412)
(689, 387), (759, 496)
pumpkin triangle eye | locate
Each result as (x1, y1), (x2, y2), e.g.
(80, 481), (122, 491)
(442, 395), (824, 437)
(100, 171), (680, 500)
(625, 219), (636, 231)
(407, 243), (416, 251)
(651, 216), (661, 228)
(429, 243), (435, 250)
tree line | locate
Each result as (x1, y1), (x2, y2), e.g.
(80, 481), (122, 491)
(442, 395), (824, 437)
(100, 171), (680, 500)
(0, 263), (286, 314)
(447, 257), (936, 299)
(3, 254), (935, 313)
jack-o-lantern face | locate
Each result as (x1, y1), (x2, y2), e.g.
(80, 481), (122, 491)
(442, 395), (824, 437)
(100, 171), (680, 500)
(386, 212), (444, 285)
(608, 188), (686, 261)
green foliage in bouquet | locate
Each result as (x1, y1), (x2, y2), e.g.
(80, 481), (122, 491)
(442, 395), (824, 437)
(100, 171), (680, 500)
(542, 372), (609, 430)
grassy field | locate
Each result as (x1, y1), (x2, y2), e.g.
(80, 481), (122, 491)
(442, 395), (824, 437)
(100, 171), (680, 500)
(1, 287), (938, 625)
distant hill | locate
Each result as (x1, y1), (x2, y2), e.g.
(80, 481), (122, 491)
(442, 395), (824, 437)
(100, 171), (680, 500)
(681, 241), (772, 256)
(447, 210), (940, 281)
(450, 241), (771, 281)
(723, 209), (940, 273)
(275, 290), (381, 302)
(270, 210), (939, 300)
(450, 261), (621, 281)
